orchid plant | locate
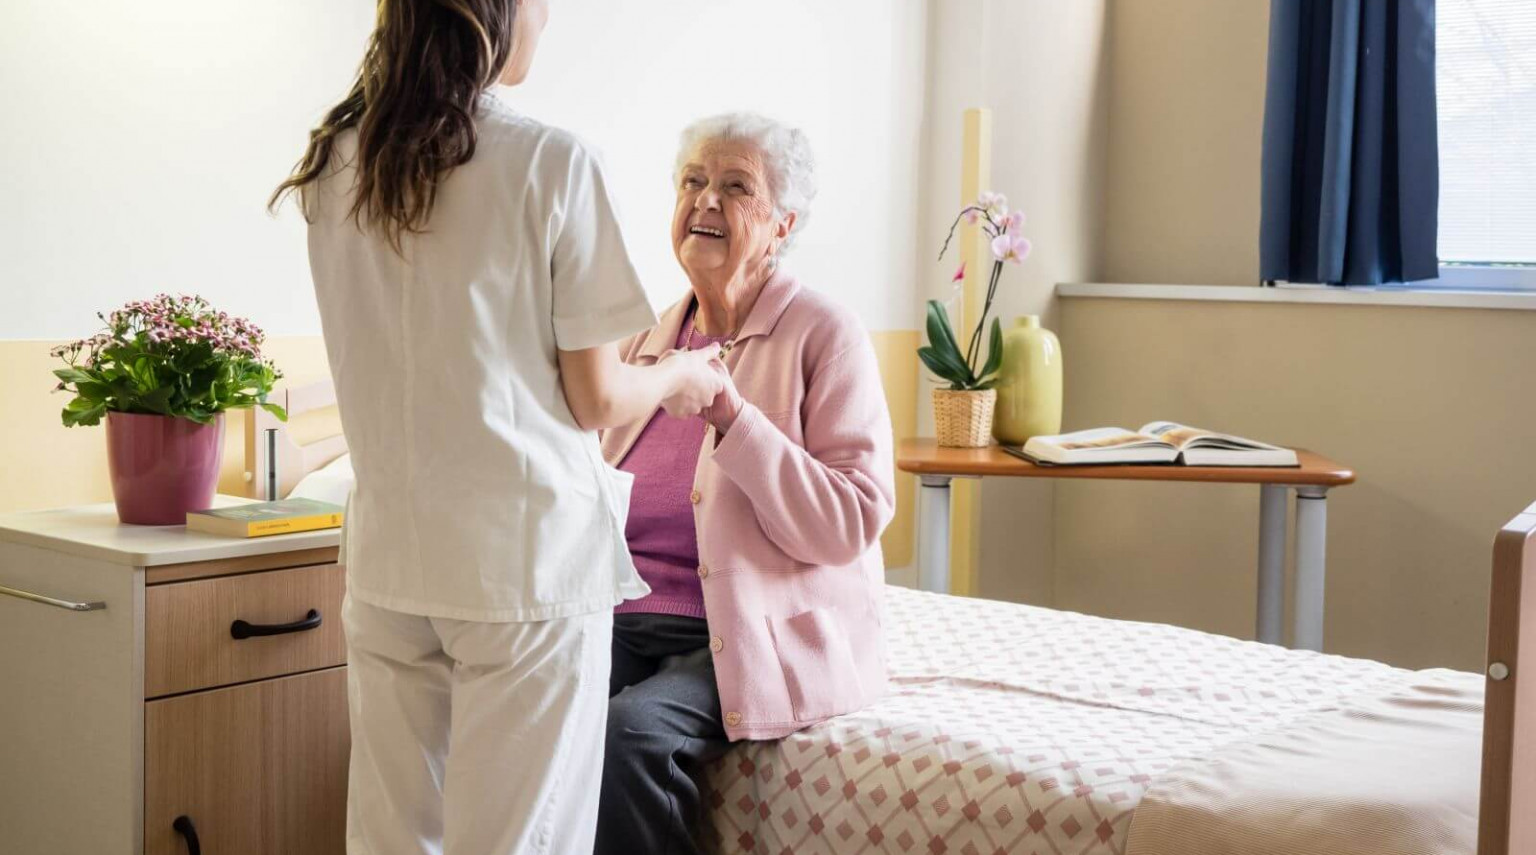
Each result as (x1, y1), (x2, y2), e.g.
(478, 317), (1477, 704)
(920, 192), (1032, 391)
(51, 294), (287, 427)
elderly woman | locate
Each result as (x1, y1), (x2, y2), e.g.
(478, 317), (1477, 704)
(596, 113), (895, 854)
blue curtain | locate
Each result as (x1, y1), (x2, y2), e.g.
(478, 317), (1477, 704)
(1260, 0), (1439, 286)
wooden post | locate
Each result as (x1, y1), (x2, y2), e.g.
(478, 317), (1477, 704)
(949, 108), (992, 597)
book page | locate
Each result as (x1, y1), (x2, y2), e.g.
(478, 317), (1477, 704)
(1140, 421), (1282, 452)
(1140, 421), (1213, 449)
(1043, 427), (1169, 451)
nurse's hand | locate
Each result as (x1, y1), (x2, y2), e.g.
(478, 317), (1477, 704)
(659, 346), (726, 419)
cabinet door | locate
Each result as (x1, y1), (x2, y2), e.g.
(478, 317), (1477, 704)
(145, 666), (350, 855)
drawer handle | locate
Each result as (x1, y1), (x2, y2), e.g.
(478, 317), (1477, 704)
(0, 583), (105, 612)
(173, 815), (202, 855)
(231, 608), (322, 640)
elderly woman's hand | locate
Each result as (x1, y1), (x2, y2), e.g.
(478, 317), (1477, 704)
(658, 346), (727, 420)
(703, 361), (743, 434)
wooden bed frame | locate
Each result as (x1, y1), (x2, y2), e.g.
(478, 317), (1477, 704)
(249, 378), (1535, 855)
(1480, 500), (1536, 855)
(244, 381), (349, 500)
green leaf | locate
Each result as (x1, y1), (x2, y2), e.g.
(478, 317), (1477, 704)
(979, 317), (1004, 381)
(61, 401), (107, 428)
(917, 347), (966, 386)
(260, 402), (290, 422)
(52, 367), (94, 385)
(924, 300), (962, 354)
(75, 380), (112, 401)
(138, 386), (174, 415)
(918, 343), (973, 386)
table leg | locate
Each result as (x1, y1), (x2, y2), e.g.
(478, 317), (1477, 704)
(1256, 484), (1287, 646)
(1293, 486), (1329, 651)
(918, 475), (953, 594)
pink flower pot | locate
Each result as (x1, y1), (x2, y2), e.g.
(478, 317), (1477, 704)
(105, 412), (225, 525)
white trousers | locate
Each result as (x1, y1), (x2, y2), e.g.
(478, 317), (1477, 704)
(342, 596), (611, 855)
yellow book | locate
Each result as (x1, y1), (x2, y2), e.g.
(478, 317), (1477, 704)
(186, 498), (345, 538)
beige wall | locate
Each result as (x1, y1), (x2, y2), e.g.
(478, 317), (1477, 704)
(1056, 298), (1536, 670)
(1047, 0), (1536, 671)
(1102, 0), (1270, 285)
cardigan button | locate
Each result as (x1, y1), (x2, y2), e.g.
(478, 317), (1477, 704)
(710, 636), (724, 653)
(689, 490), (702, 505)
(697, 565), (709, 580)
(725, 711), (743, 727)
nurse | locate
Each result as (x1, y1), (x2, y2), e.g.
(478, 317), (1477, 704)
(270, 1), (722, 853)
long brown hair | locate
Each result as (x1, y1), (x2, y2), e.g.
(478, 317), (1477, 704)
(269, 0), (516, 252)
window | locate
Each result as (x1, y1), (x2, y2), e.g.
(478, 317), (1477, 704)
(1434, 0), (1536, 290)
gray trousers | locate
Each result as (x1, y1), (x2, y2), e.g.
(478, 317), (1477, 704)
(594, 613), (729, 855)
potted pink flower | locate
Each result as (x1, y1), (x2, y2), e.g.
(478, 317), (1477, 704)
(921, 192), (1032, 447)
(51, 295), (287, 524)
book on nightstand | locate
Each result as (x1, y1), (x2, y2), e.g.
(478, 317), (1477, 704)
(1005, 421), (1300, 467)
(186, 498), (345, 538)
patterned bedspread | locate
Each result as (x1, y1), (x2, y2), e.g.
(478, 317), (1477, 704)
(701, 585), (1404, 855)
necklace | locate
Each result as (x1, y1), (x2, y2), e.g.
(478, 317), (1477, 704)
(683, 306), (737, 355)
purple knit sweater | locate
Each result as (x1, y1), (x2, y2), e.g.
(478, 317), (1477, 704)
(614, 308), (726, 618)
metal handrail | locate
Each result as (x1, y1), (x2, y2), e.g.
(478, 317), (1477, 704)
(0, 583), (106, 612)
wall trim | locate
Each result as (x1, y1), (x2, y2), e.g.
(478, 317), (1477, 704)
(1057, 283), (1536, 312)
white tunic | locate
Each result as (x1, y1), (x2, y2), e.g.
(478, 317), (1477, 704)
(307, 91), (656, 621)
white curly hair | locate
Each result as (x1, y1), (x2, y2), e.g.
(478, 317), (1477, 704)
(674, 112), (817, 255)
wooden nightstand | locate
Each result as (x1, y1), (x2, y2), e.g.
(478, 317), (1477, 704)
(0, 498), (347, 855)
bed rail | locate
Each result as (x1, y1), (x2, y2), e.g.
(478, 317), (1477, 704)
(1479, 500), (1536, 855)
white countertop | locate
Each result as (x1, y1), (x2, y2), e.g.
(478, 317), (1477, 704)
(0, 496), (342, 567)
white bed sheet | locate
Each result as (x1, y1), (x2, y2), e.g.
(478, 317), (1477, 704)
(701, 586), (1407, 855)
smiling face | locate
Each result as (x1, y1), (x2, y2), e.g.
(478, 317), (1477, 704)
(672, 139), (795, 282)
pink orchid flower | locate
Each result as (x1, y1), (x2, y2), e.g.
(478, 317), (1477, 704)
(962, 207), (981, 225)
(977, 191), (1009, 220)
(952, 263), (966, 283)
(1005, 210), (1025, 234)
(991, 233), (1032, 264)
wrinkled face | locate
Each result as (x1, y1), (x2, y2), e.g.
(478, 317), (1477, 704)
(672, 139), (794, 280)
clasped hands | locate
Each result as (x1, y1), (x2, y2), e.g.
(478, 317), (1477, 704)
(658, 345), (743, 434)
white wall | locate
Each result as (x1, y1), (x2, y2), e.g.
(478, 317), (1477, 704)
(918, 0), (1110, 602)
(0, 0), (373, 339)
(516, 1), (927, 329)
(0, 0), (925, 339)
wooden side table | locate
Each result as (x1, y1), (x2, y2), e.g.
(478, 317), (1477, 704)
(897, 439), (1356, 651)
(0, 498), (346, 855)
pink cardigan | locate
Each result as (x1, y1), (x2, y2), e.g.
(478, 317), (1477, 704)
(601, 271), (896, 741)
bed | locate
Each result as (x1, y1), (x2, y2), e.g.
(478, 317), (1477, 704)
(252, 380), (1534, 855)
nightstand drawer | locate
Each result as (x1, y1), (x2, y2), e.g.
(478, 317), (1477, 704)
(145, 563), (347, 698)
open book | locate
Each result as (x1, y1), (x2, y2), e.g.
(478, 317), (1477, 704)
(1010, 422), (1299, 467)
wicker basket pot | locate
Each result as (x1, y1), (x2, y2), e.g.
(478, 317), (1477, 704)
(933, 388), (997, 448)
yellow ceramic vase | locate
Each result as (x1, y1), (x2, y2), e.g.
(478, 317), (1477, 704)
(992, 315), (1063, 445)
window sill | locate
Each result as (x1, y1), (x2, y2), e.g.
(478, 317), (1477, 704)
(1056, 283), (1536, 312)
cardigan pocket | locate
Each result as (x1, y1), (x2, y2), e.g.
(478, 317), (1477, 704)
(767, 608), (863, 722)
